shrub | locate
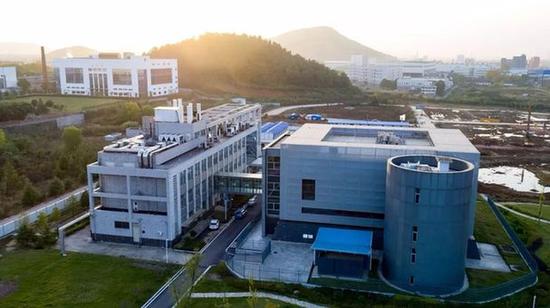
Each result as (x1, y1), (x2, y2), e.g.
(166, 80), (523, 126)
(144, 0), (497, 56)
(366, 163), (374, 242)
(48, 177), (65, 197)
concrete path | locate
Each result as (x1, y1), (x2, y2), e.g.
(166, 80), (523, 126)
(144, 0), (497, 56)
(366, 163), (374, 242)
(265, 103), (342, 116)
(191, 292), (326, 308)
(494, 202), (550, 225)
(63, 226), (192, 264)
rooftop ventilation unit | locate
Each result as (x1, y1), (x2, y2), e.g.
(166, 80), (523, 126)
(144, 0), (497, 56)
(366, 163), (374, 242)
(376, 132), (404, 145)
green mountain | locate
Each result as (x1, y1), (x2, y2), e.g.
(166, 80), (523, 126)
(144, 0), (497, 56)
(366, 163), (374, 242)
(273, 26), (394, 63)
(149, 33), (355, 95)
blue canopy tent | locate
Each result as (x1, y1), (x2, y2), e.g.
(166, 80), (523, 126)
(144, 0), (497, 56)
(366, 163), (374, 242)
(312, 227), (373, 278)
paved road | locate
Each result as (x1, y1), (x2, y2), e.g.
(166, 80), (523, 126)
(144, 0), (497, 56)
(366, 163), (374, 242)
(147, 202), (261, 308)
(265, 103), (342, 116)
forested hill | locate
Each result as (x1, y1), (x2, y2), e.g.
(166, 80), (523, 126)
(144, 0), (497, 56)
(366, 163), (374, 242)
(149, 33), (356, 94)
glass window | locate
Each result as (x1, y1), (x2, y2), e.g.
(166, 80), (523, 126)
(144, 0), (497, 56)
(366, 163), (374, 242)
(112, 69), (132, 85)
(65, 67), (83, 83)
(302, 179), (315, 200)
(151, 68), (173, 84)
(415, 188), (420, 204)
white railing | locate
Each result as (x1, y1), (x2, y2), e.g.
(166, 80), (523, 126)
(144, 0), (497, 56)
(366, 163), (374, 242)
(0, 186), (87, 239)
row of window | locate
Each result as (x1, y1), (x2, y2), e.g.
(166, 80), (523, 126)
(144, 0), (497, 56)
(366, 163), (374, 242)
(178, 137), (248, 221)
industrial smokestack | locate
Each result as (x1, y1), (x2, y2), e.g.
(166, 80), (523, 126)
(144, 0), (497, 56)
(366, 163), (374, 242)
(41, 46), (48, 93)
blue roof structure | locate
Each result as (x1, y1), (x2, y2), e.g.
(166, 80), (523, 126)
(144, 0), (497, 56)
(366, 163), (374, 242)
(266, 121), (289, 136)
(312, 227), (373, 255)
(327, 118), (410, 127)
(261, 122), (275, 132)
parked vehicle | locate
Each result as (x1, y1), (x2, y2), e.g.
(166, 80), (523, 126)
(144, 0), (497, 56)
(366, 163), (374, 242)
(234, 207), (248, 220)
(209, 219), (220, 230)
(247, 195), (258, 206)
(305, 113), (323, 121)
(288, 112), (300, 120)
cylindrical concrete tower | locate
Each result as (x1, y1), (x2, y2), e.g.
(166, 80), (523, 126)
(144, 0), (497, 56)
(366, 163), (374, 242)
(382, 155), (474, 296)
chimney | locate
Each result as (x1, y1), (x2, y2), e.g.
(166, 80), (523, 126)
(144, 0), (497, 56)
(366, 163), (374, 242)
(41, 46), (48, 93)
(186, 103), (193, 124)
(196, 103), (202, 121)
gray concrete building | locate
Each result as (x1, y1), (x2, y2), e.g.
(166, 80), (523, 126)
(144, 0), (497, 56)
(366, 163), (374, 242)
(87, 99), (261, 246)
(261, 124), (479, 295)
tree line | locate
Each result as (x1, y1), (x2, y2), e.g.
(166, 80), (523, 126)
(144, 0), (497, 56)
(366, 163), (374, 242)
(149, 33), (356, 91)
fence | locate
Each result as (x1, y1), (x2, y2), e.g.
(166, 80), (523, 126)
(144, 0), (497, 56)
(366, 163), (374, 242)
(449, 196), (539, 303)
(0, 186), (86, 239)
(226, 256), (311, 284)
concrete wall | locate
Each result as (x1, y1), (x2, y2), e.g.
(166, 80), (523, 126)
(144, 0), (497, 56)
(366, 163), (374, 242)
(279, 143), (437, 230)
(383, 155), (474, 295)
(92, 209), (169, 243)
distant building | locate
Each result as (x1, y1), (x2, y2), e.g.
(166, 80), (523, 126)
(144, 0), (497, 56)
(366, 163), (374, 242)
(528, 56), (541, 69)
(0, 66), (18, 93)
(53, 53), (178, 97)
(501, 54), (528, 75)
(435, 62), (498, 79)
(324, 55), (368, 83)
(456, 54), (465, 64)
(365, 62), (402, 86)
(396, 76), (452, 96)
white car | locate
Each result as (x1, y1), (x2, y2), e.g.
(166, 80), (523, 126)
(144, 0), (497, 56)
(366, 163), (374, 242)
(209, 219), (220, 230)
(247, 195), (258, 206)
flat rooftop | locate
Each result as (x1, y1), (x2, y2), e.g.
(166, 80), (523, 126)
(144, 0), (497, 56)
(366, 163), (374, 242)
(280, 123), (478, 154)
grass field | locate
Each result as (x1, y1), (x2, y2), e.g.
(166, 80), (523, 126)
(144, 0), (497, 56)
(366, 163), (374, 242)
(474, 200), (513, 246)
(1, 95), (126, 112)
(0, 249), (178, 307)
(504, 202), (550, 221)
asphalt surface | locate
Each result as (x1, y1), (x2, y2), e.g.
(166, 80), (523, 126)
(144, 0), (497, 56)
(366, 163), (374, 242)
(147, 201), (261, 308)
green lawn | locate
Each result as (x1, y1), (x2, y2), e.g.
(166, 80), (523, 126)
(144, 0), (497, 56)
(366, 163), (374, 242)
(1, 95), (125, 112)
(0, 249), (178, 307)
(465, 268), (526, 288)
(503, 202), (550, 221)
(474, 200), (513, 246)
(182, 297), (298, 308)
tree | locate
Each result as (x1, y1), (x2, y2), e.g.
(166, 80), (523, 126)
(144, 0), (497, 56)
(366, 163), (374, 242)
(142, 105), (154, 116)
(435, 80), (446, 96)
(185, 254), (202, 300)
(17, 78), (31, 94)
(21, 182), (40, 207)
(48, 177), (65, 196)
(125, 102), (141, 122)
(62, 126), (82, 152)
(34, 212), (56, 248)
(247, 278), (258, 308)
(16, 218), (36, 248)
(50, 207), (61, 223)
(486, 70), (506, 84)
(380, 79), (397, 90)
(0, 129), (6, 147)
(80, 190), (90, 209)
(1, 161), (23, 196)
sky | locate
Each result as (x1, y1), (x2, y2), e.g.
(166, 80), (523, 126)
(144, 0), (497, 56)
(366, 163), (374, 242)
(2, 0), (550, 61)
